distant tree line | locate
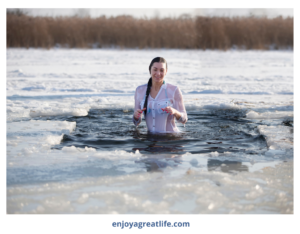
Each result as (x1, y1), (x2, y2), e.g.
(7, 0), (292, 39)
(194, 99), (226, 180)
(7, 10), (293, 50)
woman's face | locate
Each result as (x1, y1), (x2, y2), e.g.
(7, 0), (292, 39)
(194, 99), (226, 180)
(150, 62), (167, 84)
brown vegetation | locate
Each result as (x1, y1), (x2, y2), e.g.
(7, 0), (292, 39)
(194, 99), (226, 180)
(196, 16), (293, 49)
(7, 13), (293, 50)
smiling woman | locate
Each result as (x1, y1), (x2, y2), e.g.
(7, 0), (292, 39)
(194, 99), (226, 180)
(133, 57), (188, 133)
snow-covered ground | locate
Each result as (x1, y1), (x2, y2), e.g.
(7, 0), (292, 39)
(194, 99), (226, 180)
(6, 49), (293, 121)
(6, 48), (293, 214)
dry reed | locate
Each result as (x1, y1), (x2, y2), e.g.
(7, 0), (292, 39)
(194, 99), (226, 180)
(7, 13), (293, 50)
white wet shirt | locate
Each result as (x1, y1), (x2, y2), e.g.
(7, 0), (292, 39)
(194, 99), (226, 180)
(133, 82), (188, 133)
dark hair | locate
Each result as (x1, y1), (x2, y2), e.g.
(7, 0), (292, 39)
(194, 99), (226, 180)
(143, 57), (167, 116)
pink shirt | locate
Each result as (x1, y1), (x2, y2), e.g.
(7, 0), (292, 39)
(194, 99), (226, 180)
(133, 82), (188, 133)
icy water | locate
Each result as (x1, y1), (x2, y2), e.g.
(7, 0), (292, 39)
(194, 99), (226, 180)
(7, 107), (292, 186)
(52, 109), (289, 163)
(6, 49), (293, 214)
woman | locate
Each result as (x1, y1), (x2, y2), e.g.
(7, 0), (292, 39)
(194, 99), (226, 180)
(133, 57), (187, 133)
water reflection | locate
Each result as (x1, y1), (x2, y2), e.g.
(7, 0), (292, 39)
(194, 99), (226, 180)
(207, 159), (249, 173)
(135, 154), (182, 172)
(133, 131), (251, 173)
(132, 131), (185, 153)
(132, 132), (185, 171)
(132, 129), (185, 141)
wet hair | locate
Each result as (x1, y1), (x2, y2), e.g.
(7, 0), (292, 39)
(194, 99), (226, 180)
(143, 57), (167, 116)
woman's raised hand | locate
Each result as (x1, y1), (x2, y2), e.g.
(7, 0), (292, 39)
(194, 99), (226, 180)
(161, 107), (181, 120)
(161, 107), (177, 115)
(134, 108), (146, 120)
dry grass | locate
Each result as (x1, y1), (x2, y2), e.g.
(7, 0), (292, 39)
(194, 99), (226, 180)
(195, 16), (293, 49)
(7, 13), (293, 50)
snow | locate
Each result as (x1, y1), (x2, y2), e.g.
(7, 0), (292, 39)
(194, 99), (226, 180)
(7, 49), (293, 122)
(6, 48), (293, 214)
(7, 120), (76, 164)
(258, 125), (293, 151)
(7, 160), (293, 214)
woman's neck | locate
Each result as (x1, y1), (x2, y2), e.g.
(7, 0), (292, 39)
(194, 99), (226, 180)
(152, 80), (164, 91)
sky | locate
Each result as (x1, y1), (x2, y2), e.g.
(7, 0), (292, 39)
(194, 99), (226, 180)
(8, 8), (294, 18)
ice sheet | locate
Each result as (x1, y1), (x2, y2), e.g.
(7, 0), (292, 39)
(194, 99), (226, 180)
(7, 160), (293, 214)
(6, 48), (293, 214)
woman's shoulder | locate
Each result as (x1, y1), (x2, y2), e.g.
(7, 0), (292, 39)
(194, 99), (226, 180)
(165, 82), (180, 91)
(136, 84), (147, 90)
(135, 84), (147, 96)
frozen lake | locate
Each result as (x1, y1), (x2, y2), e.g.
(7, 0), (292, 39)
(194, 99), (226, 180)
(6, 48), (293, 214)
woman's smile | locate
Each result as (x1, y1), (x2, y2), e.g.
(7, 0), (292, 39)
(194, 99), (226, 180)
(151, 62), (167, 84)
(154, 75), (163, 81)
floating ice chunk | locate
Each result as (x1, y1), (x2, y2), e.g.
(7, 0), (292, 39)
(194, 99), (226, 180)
(60, 146), (76, 152)
(246, 111), (261, 119)
(210, 151), (219, 157)
(258, 125), (293, 150)
(45, 134), (63, 145)
(84, 146), (96, 152)
(246, 110), (293, 119)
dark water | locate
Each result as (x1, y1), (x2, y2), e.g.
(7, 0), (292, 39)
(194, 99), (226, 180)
(48, 109), (270, 158)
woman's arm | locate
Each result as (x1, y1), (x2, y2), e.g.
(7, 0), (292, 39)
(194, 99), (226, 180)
(134, 108), (146, 121)
(133, 87), (143, 126)
(163, 87), (187, 124)
(162, 106), (182, 120)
